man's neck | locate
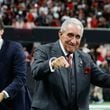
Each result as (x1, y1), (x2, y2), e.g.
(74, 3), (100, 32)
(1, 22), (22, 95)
(59, 40), (73, 57)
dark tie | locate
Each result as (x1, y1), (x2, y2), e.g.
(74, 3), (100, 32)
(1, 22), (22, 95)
(67, 54), (72, 66)
(66, 54), (78, 109)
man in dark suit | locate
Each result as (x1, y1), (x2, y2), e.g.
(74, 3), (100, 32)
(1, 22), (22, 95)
(31, 18), (110, 110)
(0, 20), (31, 110)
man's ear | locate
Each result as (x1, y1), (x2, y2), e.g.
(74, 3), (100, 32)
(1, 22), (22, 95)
(1, 30), (4, 35)
(59, 31), (62, 36)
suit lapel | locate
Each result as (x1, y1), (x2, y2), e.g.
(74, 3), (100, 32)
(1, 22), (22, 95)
(74, 51), (90, 98)
(51, 41), (70, 100)
(50, 41), (64, 58)
(74, 51), (84, 100)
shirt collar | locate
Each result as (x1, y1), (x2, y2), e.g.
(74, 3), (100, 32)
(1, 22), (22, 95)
(0, 38), (3, 49)
(59, 40), (73, 57)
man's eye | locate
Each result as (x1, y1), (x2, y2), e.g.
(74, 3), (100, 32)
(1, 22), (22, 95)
(67, 33), (74, 38)
(75, 35), (80, 39)
(67, 33), (81, 39)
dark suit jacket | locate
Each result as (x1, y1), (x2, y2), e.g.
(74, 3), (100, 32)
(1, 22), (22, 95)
(0, 40), (31, 110)
(31, 41), (110, 110)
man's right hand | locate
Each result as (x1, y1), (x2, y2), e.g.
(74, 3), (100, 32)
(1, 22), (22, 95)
(51, 56), (69, 69)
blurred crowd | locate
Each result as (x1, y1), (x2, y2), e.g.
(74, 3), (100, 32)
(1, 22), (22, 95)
(0, 0), (110, 28)
(81, 43), (110, 104)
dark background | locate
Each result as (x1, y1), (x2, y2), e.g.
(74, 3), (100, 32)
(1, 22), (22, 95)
(3, 27), (110, 44)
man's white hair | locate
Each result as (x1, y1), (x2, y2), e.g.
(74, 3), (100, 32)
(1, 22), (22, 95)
(60, 18), (84, 37)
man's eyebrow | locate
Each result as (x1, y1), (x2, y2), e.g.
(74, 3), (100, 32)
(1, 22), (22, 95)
(67, 33), (80, 36)
(67, 33), (74, 35)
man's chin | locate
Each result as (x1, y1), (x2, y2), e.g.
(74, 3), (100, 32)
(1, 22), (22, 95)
(68, 49), (76, 53)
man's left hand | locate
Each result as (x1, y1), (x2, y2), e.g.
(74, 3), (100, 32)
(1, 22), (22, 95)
(0, 92), (5, 102)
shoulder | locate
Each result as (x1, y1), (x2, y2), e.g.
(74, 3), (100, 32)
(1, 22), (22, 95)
(4, 40), (23, 53)
(77, 50), (90, 57)
(77, 50), (92, 60)
(9, 40), (22, 46)
(7, 40), (23, 49)
(37, 42), (56, 52)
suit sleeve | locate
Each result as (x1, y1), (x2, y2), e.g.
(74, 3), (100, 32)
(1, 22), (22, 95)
(87, 53), (110, 87)
(31, 46), (52, 80)
(4, 42), (26, 98)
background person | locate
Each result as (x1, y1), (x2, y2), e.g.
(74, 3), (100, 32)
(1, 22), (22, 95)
(0, 19), (31, 110)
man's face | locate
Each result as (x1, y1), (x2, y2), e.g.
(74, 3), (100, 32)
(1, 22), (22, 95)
(59, 24), (82, 53)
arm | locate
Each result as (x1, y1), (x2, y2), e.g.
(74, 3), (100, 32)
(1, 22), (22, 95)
(31, 46), (51, 80)
(87, 53), (110, 87)
(4, 42), (26, 98)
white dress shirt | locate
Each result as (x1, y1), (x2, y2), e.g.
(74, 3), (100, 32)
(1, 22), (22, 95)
(0, 38), (3, 49)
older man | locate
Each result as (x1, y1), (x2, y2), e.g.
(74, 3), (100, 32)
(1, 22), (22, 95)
(31, 18), (110, 110)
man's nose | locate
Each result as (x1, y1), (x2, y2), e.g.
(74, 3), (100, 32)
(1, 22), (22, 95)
(71, 37), (77, 44)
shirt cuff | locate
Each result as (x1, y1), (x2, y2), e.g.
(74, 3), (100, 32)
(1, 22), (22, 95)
(49, 57), (56, 72)
(2, 90), (9, 99)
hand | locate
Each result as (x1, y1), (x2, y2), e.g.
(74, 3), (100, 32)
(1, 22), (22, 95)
(0, 92), (5, 102)
(51, 56), (69, 69)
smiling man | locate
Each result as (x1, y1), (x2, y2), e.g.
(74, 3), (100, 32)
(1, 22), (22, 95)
(31, 18), (110, 110)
